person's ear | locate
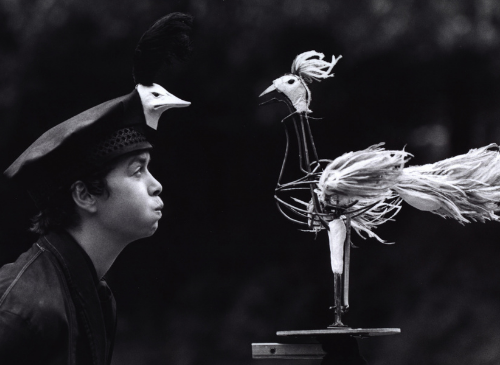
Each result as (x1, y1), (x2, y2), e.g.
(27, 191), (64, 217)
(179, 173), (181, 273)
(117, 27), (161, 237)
(71, 181), (97, 214)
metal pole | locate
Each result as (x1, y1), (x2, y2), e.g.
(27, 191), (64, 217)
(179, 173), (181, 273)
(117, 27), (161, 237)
(343, 217), (351, 312)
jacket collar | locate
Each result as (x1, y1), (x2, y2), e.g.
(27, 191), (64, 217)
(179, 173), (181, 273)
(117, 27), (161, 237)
(39, 229), (108, 365)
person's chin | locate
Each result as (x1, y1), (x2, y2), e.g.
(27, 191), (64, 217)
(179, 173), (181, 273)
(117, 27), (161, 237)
(135, 221), (159, 240)
(149, 221), (159, 235)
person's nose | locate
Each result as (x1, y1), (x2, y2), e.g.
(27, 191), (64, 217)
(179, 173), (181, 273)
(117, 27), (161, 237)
(148, 173), (162, 196)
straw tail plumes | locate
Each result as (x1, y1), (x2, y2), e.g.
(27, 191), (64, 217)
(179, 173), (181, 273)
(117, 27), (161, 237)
(393, 143), (500, 223)
(133, 13), (193, 86)
(317, 143), (411, 201)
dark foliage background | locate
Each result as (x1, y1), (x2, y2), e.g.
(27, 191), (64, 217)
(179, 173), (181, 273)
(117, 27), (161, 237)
(1, 1), (500, 364)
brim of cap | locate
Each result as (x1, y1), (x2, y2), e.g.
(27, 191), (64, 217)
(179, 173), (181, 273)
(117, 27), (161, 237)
(95, 140), (153, 166)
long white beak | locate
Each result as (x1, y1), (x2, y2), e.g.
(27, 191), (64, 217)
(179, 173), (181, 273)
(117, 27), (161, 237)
(161, 93), (191, 109)
(137, 83), (191, 130)
(259, 84), (277, 97)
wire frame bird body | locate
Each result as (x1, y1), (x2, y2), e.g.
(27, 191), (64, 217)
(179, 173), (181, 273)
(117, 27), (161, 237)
(260, 51), (408, 326)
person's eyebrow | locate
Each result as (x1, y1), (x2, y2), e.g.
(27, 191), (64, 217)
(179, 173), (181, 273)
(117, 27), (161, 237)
(128, 153), (150, 167)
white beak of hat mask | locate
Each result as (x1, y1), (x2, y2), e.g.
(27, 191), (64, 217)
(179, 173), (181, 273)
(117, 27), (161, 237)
(136, 83), (191, 130)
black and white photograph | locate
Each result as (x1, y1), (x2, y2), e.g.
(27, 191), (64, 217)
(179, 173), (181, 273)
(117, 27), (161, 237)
(1, 1), (500, 364)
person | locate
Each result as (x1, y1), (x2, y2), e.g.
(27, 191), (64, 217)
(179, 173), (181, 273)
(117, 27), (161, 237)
(0, 12), (192, 365)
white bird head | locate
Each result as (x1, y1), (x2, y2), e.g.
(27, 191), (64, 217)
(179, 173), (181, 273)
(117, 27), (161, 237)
(259, 51), (342, 114)
(260, 74), (311, 113)
(136, 83), (191, 130)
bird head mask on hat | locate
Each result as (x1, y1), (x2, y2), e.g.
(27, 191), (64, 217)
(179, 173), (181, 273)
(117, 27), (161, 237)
(4, 12), (193, 207)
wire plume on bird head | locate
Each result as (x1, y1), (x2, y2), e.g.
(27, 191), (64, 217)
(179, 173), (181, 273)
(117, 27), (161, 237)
(291, 51), (340, 84)
(133, 12), (193, 130)
(260, 51), (342, 113)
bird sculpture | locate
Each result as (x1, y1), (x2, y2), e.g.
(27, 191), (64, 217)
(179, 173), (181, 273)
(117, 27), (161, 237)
(259, 50), (500, 327)
(260, 51), (411, 326)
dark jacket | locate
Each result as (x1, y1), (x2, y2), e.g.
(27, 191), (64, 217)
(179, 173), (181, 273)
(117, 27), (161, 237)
(0, 230), (116, 365)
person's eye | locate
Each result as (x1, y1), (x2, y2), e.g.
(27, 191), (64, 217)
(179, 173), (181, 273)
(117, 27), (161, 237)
(132, 165), (145, 176)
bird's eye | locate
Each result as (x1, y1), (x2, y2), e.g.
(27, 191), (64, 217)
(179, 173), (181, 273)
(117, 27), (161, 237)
(287, 79), (295, 84)
(152, 92), (160, 97)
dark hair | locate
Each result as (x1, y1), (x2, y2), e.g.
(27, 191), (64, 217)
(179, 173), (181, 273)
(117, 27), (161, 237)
(29, 163), (115, 235)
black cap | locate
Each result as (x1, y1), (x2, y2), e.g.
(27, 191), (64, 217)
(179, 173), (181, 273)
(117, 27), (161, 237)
(4, 90), (151, 205)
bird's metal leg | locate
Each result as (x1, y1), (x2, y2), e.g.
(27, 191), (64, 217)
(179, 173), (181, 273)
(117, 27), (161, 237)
(327, 216), (348, 328)
(329, 273), (346, 327)
(343, 218), (351, 313)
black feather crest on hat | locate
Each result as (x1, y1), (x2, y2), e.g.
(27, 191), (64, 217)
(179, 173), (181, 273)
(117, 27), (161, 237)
(133, 12), (193, 86)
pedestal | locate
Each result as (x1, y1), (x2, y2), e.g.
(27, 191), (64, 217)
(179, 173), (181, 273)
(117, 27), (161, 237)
(252, 328), (400, 364)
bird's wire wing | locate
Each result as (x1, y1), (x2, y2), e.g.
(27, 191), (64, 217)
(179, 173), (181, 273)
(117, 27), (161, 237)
(317, 143), (411, 200)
